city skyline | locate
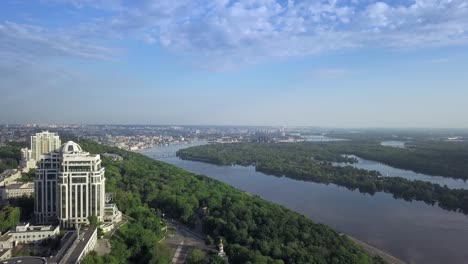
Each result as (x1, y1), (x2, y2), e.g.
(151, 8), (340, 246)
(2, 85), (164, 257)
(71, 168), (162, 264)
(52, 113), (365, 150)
(1, 0), (468, 128)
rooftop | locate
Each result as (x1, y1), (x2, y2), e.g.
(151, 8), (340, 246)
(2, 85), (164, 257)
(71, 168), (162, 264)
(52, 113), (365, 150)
(67, 227), (97, 264)
(5, 182), (34, 190)
(0, 233), (12, 241)
(0, 257), (47, 264)
(59, 141), (82, 154)
(13, 224), (58, 232)
(0, 249), (11, 258)
(0, 170), (19, 178)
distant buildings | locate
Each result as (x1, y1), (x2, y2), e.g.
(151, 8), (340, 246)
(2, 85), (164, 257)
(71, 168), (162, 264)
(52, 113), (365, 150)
(31, 131), (61, 161)
(0, 232), (14, 250)
(102, 153), (123, 161)
(0, 169), (28, 201)
(0, 182), (34, 201)
(9, 223), (60, 244)
(18, 131), (61, 173)
(20, 148), (36, 173)
(1, 132), (123, 264)
(35, 141), (106, 228)
(0, 169), (21, 187)
(0, 223), (60, 248)
(0, 248), (11, 260)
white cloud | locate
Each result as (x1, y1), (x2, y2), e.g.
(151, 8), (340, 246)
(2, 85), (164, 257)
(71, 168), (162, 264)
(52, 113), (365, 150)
(99, 0), (467, 67)
(0, 21), (117, 60)
(0, 20), (118, 97)
(4, 0), (468, 68)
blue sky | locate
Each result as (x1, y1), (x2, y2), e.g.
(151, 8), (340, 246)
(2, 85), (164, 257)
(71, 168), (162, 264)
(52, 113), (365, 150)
(1, 0), (467, 127)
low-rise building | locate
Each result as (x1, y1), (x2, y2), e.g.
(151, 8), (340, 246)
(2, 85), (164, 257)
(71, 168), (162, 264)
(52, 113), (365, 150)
(0, 248), (11, 260)
(103, 203), (122, 224)
(0, 233), (14, 249)
(0, 256), (46, 264)
(20, 148), (36, 173)
(0, 170), (21, 187)
(102, 153), (123, 161)
(66, 227), (97, 264)
(9, 223), (60, 244)
(0, 182), (34, 201)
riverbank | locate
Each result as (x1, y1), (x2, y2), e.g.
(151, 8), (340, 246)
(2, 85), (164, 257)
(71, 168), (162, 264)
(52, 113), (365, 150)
(176, 143), (468, 214)
(142, 142), (468, 264)
(346, 236), (406, 264)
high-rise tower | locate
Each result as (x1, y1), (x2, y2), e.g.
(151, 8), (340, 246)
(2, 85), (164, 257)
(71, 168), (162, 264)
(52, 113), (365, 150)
(31, 131), (61, 161)
(35, 141), (106, 228)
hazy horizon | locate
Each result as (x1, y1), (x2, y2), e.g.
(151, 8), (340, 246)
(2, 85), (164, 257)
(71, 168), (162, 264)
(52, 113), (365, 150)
(1, 0), (468, 127)
(2, 123), (468, 131)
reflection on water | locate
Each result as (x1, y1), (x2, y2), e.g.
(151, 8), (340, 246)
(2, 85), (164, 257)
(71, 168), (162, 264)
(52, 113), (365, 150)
(141, 144), (468, 264)
(137, 141), (208, 158)
(303, 135), (347, 142)
(335, 155), (468, 190)
(381, 141), (406, 148)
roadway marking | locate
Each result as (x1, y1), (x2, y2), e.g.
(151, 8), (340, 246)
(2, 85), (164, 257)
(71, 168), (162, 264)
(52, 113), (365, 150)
(172, 241), (184, 263)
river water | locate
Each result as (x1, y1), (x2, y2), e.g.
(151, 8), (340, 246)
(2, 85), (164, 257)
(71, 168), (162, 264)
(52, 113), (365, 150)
(334, 155), (468, 190)
(380, 141), (406, 148)
(141, 143), (468, 264)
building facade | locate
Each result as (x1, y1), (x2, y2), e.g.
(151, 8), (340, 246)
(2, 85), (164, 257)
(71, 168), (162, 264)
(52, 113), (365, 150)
(20, 148), (36, 173)
(35, 151), (60, 224)
(35, 141), (106, 228)
(0, 182), (34, 201)
(0, 248), (11, 260)
(10, 223), (60, 244)
(31, 131), (61, 161)
(0, 170), (21, 187)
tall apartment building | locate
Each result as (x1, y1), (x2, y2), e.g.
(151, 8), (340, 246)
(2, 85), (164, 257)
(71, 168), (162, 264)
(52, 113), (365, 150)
(35, 141), (106, 228)
(20, 148), (36, 173)
(31, 131), (61, 161)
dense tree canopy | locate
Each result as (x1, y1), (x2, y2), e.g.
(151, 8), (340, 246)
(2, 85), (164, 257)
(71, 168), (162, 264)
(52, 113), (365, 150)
(0, 141), (30, 173)
(0, 206), (20, 234)
(325, 140), (468, 180)
(177, 142), (468, 214)
(77, 140), (382, 264)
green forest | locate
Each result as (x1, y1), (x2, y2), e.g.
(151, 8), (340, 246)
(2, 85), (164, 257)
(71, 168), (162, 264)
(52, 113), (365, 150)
(0, 206), (20, 234)
(0, 142), (24, 173)
(177, 142), (468, 214)
(75, 140), (384, 264)
(323, 140), (468, 180)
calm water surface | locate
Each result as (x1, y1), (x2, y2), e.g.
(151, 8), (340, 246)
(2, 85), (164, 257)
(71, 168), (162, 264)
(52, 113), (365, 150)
(381, 141), (406, 148)
(142, 143), (468, 264)
(335, 155), (468, 189)
(303, 135), (347, 142)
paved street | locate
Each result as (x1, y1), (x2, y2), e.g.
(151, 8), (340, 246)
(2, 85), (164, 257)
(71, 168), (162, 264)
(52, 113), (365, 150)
(95, 239), (111, 256)
(162, 220), (214, 264)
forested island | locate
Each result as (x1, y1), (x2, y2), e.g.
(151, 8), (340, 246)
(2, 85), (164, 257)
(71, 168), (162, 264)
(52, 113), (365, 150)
(322, 140), (468, 180)
(177, 142), (468, 215)
(73, 141), (384, 264)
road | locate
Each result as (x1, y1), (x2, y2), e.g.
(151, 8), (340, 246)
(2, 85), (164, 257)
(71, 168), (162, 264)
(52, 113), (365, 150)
(162, 219), (214, 264)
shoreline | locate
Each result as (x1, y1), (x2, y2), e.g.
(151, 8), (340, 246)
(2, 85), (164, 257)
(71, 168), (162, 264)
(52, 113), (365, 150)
(345, 235), (406, 264)
(143, 144), (408, 264)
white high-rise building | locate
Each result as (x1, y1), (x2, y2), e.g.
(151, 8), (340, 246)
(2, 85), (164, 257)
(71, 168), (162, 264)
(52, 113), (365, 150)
(20, 148), (36, 173)
(31, 131), (61, 161)
(35, 141), (106, 228)
(20, 148), (32, 160)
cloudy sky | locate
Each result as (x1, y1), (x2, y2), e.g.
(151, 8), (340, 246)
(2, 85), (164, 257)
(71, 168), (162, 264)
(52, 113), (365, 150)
(1, 0), (467, 127)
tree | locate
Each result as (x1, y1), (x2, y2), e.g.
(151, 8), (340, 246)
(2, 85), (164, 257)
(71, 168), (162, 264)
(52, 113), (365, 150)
(88, 215), (99, 227)
(0, 206), (20, 233)
(185, 249), (206, 264)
